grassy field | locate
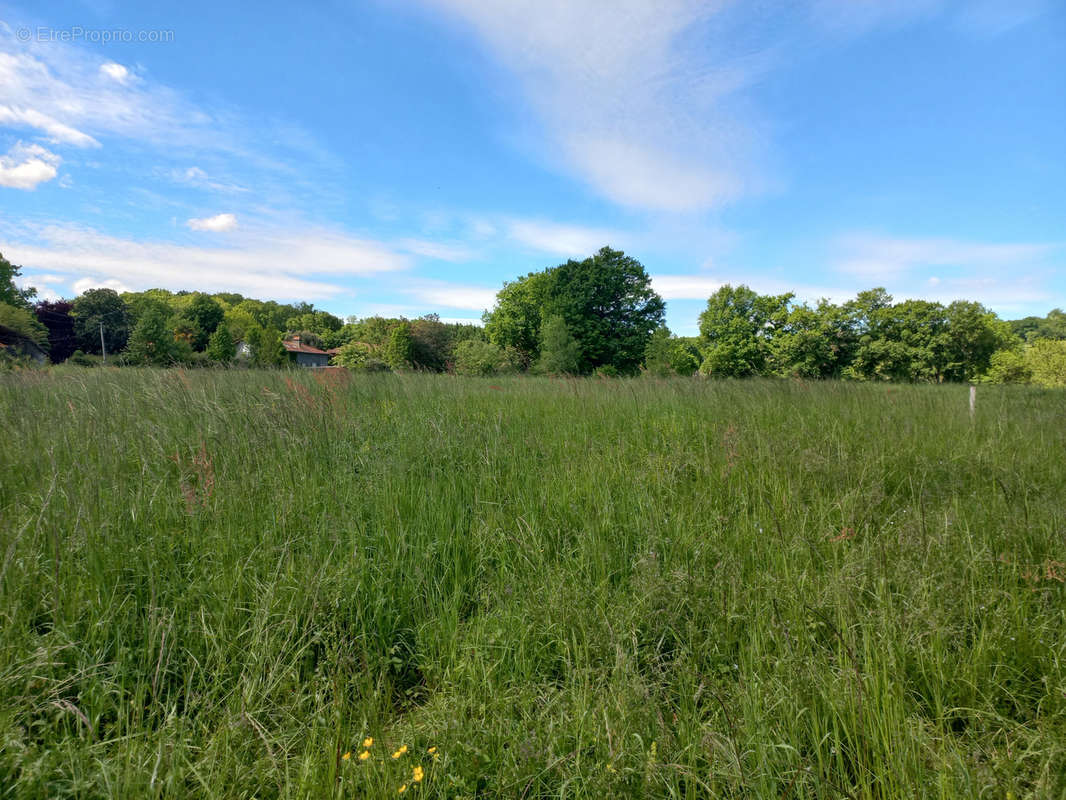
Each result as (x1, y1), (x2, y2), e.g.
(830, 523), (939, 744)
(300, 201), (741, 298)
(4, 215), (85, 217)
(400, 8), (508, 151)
(1, 369), (1064, 799)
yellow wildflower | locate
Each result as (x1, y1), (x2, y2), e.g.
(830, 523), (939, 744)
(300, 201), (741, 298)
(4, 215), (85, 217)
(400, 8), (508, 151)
(412, 765), (424, 783)
(427, 747), (436, 754)
(341, 752), (351, 761)
(363, 737), (374, 748)
(391, 745), (408, 759)
(397, 784), (408, 794)
(358, 750), (370, 761)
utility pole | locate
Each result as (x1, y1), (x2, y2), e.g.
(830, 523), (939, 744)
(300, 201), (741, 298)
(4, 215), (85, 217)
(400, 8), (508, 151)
(100, 321), (106, 364)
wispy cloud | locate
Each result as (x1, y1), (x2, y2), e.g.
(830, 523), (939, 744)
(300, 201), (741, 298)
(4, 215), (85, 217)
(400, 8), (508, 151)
(830, 231), (1061, 312)
(187, 213), (238, 232)
(0, 222), (413, 301)
(953, 0), (1050, 36)
(0, 105), (99, 147)
(833, 233), (1055, 281)
(420, 0), (771, 212)
(402, 279), (498, 312)
(651, 274), (724, 301)
(808, 0), (942, 37)
(652, 272), (855, 305)
(72, 276), (131, 295)
(0, 28), (334, 197)
(168, 166), (248, 194)
(395, 238), (475, 262)
(809, 0), (1049, 38)
(505, 218), (624, 257)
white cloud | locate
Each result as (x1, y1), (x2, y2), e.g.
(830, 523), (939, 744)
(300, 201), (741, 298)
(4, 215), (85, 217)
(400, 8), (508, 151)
(652, 272), (855, 305)
(0, 105), (100, 147)
(403, 280), (498, 312)
(21, 272), (66, 285)
(72, 276), (131, 295)
(808, 0), (942, 37)
(833, 233), (1055, 281)
(0, 39), (330, 193)
(32, 287), (63, 302)
(809, 0), (1050, 38)
(506, 218), (622, 257)
(953, 0), (1049, 36)
(0, 222), (413, 301)
(828, 231), (1061, 312)
(169, 165), (248, 193)
(396, 238), (475, 262)
(0, 142), (60, 189)
(420, 0), (769, 212)
(187, 213), (238, 232)
(651, 274), (724, 300)
(0, 49), (193, 148)
(99, 62), (131, 84)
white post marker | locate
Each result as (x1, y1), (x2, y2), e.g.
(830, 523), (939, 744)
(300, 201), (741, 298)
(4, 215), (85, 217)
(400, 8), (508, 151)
(969, 385), (976, 420)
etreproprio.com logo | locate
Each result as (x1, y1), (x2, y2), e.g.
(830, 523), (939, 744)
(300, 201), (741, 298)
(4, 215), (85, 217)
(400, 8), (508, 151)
(16, 26), (175, 44)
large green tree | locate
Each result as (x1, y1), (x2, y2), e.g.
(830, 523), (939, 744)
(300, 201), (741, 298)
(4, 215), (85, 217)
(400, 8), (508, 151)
(186, 294), (225, 350)
(71, 289), (131, 356)
(644, 326), (699, 376)
(769, 301), (855, 379)
(121, 290), (173, 328)
(1010, 309), (1066, 342)
(125, 308), (179, 365)
(285, 310), (343, 336)
(0, 302), (48, 347)
(483, 271), (552, 368)
(206, 323), (237, 364)
(941, 301), (1016, 382)
(0, 252), (37, 309)
(248, 326), (286, 367)
(484, 247), (664, 374)
(698, 285), (792, 377)
(385, 321), (414, 370)
(410, 315), (453, 371)
(35, 300), (76, 362)
(545, 247), (664, 374)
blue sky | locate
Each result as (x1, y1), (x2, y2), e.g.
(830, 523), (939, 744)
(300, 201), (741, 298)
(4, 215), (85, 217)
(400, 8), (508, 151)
(0, 0), (1062, 334)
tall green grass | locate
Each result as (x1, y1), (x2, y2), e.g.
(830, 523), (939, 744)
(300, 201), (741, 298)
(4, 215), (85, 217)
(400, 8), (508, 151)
(1, 369), (1064, 798)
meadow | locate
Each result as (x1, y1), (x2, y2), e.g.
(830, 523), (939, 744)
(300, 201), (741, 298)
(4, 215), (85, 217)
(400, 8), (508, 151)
(1, 369), (1064, 799)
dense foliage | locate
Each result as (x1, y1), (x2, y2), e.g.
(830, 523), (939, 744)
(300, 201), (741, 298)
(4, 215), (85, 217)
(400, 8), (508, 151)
(1, 248), (1063, 384)
(484, 247), (664, 374)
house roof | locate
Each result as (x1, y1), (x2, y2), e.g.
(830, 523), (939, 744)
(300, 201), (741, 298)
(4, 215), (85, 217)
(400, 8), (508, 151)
(283, 339), (328, 355)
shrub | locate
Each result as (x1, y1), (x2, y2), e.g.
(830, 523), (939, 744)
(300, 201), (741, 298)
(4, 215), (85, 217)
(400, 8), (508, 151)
(1026, 339), (1066, 387)
(453, 339), (506, 376)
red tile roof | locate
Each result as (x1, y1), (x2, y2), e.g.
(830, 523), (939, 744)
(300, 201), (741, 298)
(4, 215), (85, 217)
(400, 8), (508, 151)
(283, 338), (328, 355)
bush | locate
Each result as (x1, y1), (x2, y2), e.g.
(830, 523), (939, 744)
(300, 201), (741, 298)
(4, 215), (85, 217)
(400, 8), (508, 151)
(535, 315), (579, 375)
(68, 349), (103, 367)
(984, 348), (1031, 384)
(333, 342), (392, 373)
(1026, 339), (1066, 387)
(453, 339), (507, 376)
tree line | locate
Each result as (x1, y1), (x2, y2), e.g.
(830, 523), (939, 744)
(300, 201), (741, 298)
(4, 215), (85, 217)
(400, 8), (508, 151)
(2, 248), (1064, 385)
